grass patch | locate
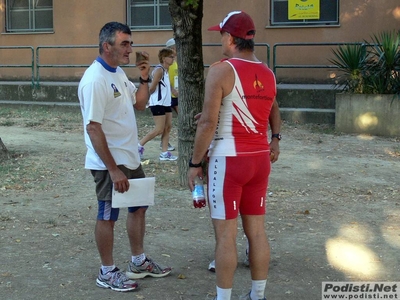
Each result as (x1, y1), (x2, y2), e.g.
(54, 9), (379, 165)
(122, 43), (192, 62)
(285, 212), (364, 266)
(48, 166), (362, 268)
(44, 219), (57, 226)
(391, 145), (400, 157)
(0, 214), (12, 222)
(0, 151), (40, 190)
(0, 148), (59, 191)
(313, 125), (336, 134)
(0, 105), (179, 191)
(0, 105), (83, 132)
(0, 105), (173, 133)
(283, 121), (338, 135)
(0, 120), (15, 126)
(25, 120), (46, 127)
(142, 159), (179, 188)
(304, 123), (337, 135)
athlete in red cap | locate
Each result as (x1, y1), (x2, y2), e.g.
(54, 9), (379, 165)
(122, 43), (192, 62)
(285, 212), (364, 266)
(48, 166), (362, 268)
(188, 10), (281, 300)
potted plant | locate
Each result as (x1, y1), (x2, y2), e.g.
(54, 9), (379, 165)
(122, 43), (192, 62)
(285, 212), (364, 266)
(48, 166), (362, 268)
(330, 30), (400, 136)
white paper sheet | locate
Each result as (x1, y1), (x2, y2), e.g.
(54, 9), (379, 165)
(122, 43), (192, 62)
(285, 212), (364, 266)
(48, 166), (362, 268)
(112, 177), (155, 208)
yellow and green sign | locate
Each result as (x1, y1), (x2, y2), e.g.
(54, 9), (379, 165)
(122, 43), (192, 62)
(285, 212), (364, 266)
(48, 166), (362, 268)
(288, 0), (320, 20)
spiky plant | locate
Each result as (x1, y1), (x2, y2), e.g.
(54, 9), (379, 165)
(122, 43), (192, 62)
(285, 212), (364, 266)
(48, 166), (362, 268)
(330, 30), (400, 95)
(329, 43), (367, 93)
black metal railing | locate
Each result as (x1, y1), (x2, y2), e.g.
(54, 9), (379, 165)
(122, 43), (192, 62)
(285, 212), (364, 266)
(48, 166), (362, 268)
(0, 46), (35, 86)
(273, 42), (364, 75)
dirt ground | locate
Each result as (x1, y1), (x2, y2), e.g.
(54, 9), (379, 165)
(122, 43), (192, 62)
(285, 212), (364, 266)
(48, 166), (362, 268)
(1, 110), (400, 300)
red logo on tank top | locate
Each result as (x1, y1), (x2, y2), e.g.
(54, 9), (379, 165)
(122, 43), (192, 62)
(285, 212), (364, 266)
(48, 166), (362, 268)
(253, 74), (264, 93)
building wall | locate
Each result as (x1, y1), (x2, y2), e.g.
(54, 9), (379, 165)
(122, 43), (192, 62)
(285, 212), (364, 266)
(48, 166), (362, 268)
(0, 0), (399, 83)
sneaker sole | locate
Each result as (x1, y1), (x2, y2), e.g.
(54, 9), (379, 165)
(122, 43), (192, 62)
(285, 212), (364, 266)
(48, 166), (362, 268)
(159, 157), (178, 161)
(96, 278), (138, 292)
(208, 261), (216, 272)
(126, 269), (172, 279)
(159, 147), (175, 151)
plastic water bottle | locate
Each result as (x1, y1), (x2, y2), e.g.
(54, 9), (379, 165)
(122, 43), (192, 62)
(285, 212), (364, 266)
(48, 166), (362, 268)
(192, 176), (206, 208)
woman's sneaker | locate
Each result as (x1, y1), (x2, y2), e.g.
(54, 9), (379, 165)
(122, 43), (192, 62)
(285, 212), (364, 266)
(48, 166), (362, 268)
(138, 144), (145, 159)
(126, 256), (172, 279)
(244, 247), (250, 267)
(159, 151), (178, 161)
(208, 260), (216, 272)
(159, 142), (175, 151)
(96, 267), (138, 292)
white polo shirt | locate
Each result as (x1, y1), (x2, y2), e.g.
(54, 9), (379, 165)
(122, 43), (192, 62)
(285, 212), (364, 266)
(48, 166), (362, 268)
(78, 57), (140, 170)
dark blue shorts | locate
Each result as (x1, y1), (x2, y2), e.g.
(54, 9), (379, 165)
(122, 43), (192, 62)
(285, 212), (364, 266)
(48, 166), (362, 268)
(91, 165), (148, 221)
(171, 97), (178, 107)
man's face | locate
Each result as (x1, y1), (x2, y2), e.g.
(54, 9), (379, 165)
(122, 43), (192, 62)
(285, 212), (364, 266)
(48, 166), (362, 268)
(109, 31), (133, 66)
(171, 45), (177, 56)
(220, 31), (232, 58)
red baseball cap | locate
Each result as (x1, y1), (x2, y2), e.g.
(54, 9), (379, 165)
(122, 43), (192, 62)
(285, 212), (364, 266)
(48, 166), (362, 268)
(208, 11), (256, 40)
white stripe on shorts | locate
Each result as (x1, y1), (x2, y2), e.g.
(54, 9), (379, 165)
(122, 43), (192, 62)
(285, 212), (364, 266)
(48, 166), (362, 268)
(103, 201), (112, 221)
(208, 156), (227, 220)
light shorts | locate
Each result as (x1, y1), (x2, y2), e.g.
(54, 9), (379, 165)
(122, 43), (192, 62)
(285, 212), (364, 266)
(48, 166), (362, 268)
(207, 154), (271, 220)
(90, 164), (147, 221)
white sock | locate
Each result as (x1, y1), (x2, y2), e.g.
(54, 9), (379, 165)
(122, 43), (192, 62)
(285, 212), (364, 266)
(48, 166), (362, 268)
(132, 253), (146, 266)
(101, 264), (116, 274)
(216, 286), (232, 300)
(250, 279), (267, 299)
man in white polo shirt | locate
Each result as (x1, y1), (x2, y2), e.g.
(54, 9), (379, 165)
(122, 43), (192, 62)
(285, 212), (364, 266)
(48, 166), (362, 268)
(78, 21), (171, 293)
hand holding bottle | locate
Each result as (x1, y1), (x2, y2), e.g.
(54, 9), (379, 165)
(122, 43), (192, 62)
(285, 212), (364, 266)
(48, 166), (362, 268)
(192, 176), (206, 208)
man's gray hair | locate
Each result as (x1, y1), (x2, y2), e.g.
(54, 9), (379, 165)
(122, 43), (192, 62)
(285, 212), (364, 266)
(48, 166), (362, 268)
(232, 33), (255, 52)
(99, 22), (131, 54)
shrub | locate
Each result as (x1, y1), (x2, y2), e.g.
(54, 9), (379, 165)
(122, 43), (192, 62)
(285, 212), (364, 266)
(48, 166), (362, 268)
(330, 30), (400, 95)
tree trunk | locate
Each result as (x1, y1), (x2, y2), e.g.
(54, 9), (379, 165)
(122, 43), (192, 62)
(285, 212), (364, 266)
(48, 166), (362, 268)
(169, 0), (205, 187)
(0, 137), (9, 158)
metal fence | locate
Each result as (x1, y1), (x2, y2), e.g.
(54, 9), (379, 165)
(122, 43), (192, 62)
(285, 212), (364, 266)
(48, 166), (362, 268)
(273, 42), (364, 75)
(34, 43), (270, 87)
(35, 45), (98, 87)
(0, 46), (35, 86)
(0, 42), (366, 87)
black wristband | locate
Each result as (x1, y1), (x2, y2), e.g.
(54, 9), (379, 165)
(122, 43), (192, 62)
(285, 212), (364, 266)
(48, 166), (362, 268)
(139, 77), (151, 84)
(189, 158), (202, 168)
(271, 133), (282, 141)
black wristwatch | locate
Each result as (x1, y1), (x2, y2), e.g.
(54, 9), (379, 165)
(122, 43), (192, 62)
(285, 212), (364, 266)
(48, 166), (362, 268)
(189, 158), (202, 168)
(271, 133), (282, 141)
(139, 76), (151, 84)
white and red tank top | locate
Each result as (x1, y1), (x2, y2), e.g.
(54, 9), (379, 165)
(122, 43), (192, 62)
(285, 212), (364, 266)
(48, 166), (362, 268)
(208, 58), (276, 157)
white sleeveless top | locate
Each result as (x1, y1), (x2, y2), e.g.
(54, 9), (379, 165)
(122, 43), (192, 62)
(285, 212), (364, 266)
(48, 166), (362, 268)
(148, 64), (171, 107)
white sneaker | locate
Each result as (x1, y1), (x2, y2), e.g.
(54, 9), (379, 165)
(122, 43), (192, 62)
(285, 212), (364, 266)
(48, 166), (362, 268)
(159, 151), (178, 161)
(244, 247), (250, 267)
(96, 267), (138, 292)
(138, 144), (145, 159)
(208, 260), (215, 272)
(159, 142), (175, 151)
